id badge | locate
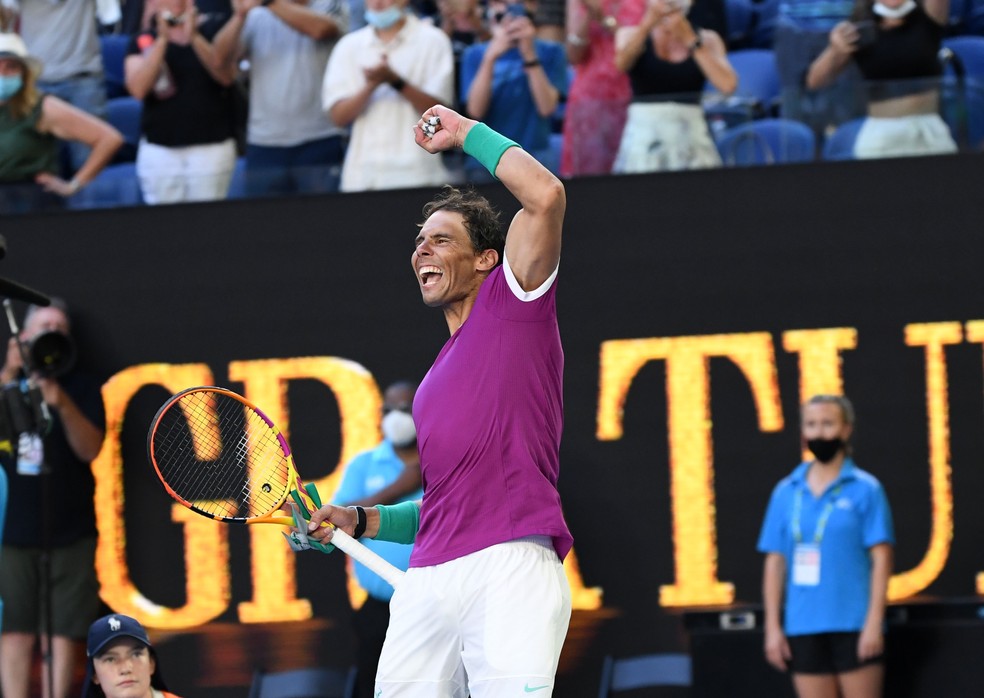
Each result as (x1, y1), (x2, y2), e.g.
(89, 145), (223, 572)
(16, 432), (44, 476)
(792, 543), (821, 586)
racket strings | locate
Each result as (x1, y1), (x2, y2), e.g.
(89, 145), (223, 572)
(152, 391), (292, 520)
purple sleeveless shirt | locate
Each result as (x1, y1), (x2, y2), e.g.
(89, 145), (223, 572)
(410, 260), (573, 567)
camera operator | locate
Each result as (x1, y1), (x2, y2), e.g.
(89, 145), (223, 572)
(0, 298), (106, 698)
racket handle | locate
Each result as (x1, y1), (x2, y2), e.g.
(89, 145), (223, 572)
(330, 527), (406, 588)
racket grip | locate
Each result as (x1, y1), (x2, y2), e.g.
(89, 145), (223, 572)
(330, 527), (406, 588)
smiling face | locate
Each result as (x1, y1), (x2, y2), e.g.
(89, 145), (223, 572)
(411, 210), (497, 309)
(92, 638), (156, 698)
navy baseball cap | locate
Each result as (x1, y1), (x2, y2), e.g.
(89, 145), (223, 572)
(87, 614), (152, 657)
(83, 614), (169, 697)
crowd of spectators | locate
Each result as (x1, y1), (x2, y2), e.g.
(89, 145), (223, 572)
(1, 0), (983, 212)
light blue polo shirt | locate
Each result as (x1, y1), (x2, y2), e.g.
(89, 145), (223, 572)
(757, 458), (894, 636)
(333, 440), (422, 602)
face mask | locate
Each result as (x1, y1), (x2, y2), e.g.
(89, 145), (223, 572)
(0, 75), (24, 101)
(365, 5), (405, 29)
(873, 0), (916, 18)
(806, 437), (844, 464)
(382, 409), (416, 448)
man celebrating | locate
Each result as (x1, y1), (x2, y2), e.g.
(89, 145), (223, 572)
(306, 105), (572, 697)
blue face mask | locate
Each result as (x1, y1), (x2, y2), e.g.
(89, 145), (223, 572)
(364, 5), (405, 29)
(0, 75), (23, 101)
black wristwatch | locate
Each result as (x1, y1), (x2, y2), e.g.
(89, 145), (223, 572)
(390, 76), (407, 91)
(261, 0), (276, 7)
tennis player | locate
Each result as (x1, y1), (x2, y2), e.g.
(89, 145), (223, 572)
(307, 104), (572, 697)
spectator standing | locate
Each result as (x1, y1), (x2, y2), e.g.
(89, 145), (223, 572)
(333, 380), (423, 698)
(774, 0), (867, 139)
(806, 0), (955, 158)
(0, 33), (122, 214)
(436, 0), (488, 83)
(321, 0), (454, 192)
(758, 395), (894, 698)
(612, 0), (736, 172)
(459, 0), (568, 182)
(560, 0), (636, 176)
(213, 0), (350, 196)
(1, 0), (120, 175)
(0, 300), (106, 698)
(124, 0), (237, 203)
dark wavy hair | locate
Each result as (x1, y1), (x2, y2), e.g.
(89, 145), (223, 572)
(420, 186), (505, 266)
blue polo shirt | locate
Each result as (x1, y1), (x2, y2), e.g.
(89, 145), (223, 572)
(757, 458), (894, 636)
(459, 40), (568, 156)
(333, 440), (423, 602)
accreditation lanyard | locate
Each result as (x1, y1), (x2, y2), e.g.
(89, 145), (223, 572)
(790, 484), (842, 587)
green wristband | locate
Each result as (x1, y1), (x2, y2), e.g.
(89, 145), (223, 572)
(463, 122), (520, 179)
(375, 501), (420, 544)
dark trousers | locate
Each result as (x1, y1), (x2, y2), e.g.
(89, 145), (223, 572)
(244, 135), (344, 196)
(352, 596), (391, 698)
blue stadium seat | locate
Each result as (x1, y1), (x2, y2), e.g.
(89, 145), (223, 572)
(728, 48), (781, 107)
(705, 49), (782, 128)
(966, 0), (984, 34)
(724, 0), (756, 48)
(748, 0), (780, 48)
(227, 156), (248, 199)
(598, 653), (692, 697)
(717, 118), (816, 165)
(947, 0), (970, 34)
(105, 96), (142, 164)
(722, 0), (778, 49)
(940, 38), (984, 149)
(821, 117), (866, 160)
(942, 35), (984, 79)
(247, 666), (356, 698)
(68, 162), (144, 209)
(100, 34), (131, 100)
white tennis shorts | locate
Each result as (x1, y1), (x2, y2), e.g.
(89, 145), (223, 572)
(375, 535), (572, 698)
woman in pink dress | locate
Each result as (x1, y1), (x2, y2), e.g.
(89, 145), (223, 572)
(560, 0), (640, 176)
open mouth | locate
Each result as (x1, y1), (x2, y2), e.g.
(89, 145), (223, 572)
(419, 265), (443, 287)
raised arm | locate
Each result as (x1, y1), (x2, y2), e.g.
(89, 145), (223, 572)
(212, 0), (258, 70)
(187, 9), (236, 86)
(414, 104), (564, 291)
(265, 0), (345, 40)
(805, 20), (857, 89)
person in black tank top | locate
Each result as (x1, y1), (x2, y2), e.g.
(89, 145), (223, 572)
(806, 0), (957, 158)
(610, 0), (736, 172)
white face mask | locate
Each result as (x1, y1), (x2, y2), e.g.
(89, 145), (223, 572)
(381, 410), (416, 448)
(872, 0), (916, 18)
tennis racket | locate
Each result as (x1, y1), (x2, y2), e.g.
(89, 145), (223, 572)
(147, 386), (404, 588)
